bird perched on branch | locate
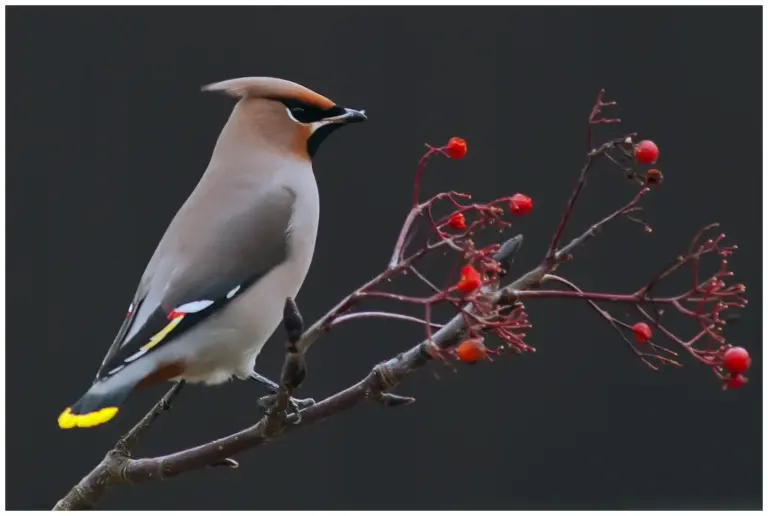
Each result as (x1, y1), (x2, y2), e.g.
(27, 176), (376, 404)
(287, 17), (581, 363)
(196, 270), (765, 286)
(58, 77), (367, 429)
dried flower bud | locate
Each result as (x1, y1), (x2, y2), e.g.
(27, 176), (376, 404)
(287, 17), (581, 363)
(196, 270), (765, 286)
(644, 168), (664, 187)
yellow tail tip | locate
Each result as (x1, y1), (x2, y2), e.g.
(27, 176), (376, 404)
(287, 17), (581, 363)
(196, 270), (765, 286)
(58, 406), (119, 429)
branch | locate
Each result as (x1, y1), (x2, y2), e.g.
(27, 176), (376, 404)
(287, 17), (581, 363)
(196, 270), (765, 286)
(331, 311), (445, 329)
(540, 274), (681, 371)
(53, 382), (186, 510)
(53, 200), (618, 510)
(515, 224), (747, 375)
(546, 89), (626, 260)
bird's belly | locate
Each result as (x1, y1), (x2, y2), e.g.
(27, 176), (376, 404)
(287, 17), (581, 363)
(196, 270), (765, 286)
(157, 256), (313, 386)
(160, 176), (318, 386)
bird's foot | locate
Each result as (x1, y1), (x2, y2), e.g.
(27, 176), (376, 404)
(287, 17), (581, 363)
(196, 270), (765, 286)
(250, 371), (315, 423)
(251, 297), (314, 423)
(257, 393), (316, 421)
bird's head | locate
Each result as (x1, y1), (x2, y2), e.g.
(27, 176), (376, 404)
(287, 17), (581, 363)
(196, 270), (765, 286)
(202, 77), (366, 159)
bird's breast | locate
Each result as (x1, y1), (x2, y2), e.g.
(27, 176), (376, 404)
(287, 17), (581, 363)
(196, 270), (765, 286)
(282, 165), (320, 283)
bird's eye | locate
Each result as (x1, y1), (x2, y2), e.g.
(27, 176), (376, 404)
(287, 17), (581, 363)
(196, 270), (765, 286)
(286, 107), (307, 122)
(291, 106), (324, 124)
(282, 100), (337, 124)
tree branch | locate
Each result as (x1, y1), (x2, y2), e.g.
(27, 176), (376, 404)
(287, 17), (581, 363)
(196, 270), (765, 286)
(53, 382), (186, 510)
(52, 200), (619, 510)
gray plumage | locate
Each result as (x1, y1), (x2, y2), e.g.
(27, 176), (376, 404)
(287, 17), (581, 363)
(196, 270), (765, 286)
(59, 77), (366, 428)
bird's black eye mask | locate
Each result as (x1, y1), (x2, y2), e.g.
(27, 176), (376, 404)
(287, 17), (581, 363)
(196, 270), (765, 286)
(281, 99), (345, 124)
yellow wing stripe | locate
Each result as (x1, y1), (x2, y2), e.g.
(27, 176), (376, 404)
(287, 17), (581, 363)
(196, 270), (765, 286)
(58, 407), (119, 429)
(140, 314), (185, 352)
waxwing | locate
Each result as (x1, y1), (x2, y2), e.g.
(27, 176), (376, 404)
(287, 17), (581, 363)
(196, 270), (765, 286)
(58, 77), (366, 429)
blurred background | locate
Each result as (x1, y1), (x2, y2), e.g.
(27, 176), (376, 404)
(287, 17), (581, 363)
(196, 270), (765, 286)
(6, 5), (762, 510)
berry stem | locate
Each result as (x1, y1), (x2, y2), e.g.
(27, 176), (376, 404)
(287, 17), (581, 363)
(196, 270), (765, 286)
(545, 137), (637, 262)
(330, 311), (444, 329)
(412, 145), (439, 207)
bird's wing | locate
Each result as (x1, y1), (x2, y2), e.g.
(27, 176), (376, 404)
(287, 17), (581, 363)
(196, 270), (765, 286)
(93, 286), (149, 381)
(94, 185), (297, 381)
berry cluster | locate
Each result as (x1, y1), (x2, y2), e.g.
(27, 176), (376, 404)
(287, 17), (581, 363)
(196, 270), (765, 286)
(322, 90), (752, 393)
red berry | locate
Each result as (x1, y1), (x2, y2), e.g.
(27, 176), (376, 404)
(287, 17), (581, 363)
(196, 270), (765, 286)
(444, 137), (467, 160)
(723, 346), (751, 374)
(456, 264), (482, 294)
(634, 140), (659, 164)
(631, 322), (652, 344)
(447, 212), (466, 230)
(509, 193), (533, 216)
(724, 374), (748, 390)
(456, 338), (487, 364)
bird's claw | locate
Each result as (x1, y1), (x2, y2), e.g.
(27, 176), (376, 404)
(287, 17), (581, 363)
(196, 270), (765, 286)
(257, 393), (315, 423)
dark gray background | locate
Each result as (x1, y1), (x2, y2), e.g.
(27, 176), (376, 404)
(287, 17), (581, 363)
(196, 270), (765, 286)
(6, 6), (762, 510)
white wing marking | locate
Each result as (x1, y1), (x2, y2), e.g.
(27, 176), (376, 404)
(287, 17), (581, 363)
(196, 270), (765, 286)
(174, 299), (214, 314)
(124, 348), (149, 363)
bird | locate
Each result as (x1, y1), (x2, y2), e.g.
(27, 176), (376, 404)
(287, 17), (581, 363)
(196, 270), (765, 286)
(57, 77), (367, 429)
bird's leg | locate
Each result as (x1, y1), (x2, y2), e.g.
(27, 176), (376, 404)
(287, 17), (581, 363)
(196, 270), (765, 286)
(250, 371), (315, 415)
(253, 297), (315, 422)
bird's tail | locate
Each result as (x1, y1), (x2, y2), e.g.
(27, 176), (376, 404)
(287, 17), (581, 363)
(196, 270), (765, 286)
(57, 377), (139, 429)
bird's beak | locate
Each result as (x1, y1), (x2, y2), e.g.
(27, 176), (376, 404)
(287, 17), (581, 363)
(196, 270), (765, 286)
(328, 107), (367, 125)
